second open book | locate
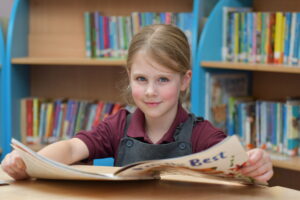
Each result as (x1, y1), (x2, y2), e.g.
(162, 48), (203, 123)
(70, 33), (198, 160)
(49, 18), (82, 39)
(11, 135), (266, 185)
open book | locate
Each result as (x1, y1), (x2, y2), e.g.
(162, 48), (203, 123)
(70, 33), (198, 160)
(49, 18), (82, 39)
(11, 136), (266, 185)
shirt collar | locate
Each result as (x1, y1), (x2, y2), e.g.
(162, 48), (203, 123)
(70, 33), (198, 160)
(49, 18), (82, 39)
(127, 103), (189, 144)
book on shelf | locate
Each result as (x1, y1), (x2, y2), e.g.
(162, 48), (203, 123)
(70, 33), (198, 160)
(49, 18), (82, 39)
(207, 88), (300, 157)
(11, 135), (266, 185)
(222, 6), (252, 62)
(84, 11), (193, 58)
(205, 72), (250, 132)
(20, 98), (125, 145)
(222, 7), (300, 66)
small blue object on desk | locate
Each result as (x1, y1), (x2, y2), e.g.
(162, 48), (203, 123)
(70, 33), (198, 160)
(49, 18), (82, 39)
(93, 157), (114, 166)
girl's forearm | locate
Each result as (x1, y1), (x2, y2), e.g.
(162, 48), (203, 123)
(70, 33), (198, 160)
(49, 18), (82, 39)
(37, 138), (89, 165)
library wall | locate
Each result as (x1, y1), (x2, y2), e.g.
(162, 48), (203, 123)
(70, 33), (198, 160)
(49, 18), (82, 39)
(30, 65), (126, 102)
(29, 0), (193, 57)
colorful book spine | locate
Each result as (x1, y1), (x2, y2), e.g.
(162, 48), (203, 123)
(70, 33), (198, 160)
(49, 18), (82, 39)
(274, 12), (284, 64)
(288, 13), (297, 65)
(26, 98), (34, 143)
(283, 12), (292, 64)
(266, 13), (275, 64)
(38, 102), (47, 143)
(84, 12), (92, 58)
(292, 13), (300, 65)
(260, 13), (267, 63)
(94, 12), (101, 58)
(255, 12), (262, 63)
(52, 99), (62, 139)
(33, 98), (40, 140)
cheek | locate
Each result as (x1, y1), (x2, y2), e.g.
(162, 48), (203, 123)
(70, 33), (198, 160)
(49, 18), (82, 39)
(161, 85), (180, 101)
(131, 84), (144, 99)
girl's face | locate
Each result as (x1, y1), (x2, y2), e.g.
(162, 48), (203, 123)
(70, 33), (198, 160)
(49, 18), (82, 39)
(129, 50), (191, 120)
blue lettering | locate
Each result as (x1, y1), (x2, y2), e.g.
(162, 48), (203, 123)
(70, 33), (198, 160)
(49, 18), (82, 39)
(219, 152), (226, 159)
(190, 159), (202, 166)
(212, 156), (218, 161)
(203, 158), (211, 164)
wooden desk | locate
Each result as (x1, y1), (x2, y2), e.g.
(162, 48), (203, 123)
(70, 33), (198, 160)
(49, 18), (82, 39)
(1, 167), (300, 200)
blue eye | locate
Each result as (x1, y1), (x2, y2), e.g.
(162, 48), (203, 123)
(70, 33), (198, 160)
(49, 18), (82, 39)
(136, 76), (146, 82)
(159, 77), (169, 82)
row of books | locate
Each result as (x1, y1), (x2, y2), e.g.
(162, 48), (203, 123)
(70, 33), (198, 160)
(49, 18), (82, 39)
(223, 7), (300, 66)
(206, 72), (300, 157)
(84, 11), (193, 58)
(20, 98), (131, 144)
(226, 98), (300, 157)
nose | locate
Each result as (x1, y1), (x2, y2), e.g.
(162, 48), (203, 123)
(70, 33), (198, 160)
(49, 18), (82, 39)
(145, 82), (157, 97)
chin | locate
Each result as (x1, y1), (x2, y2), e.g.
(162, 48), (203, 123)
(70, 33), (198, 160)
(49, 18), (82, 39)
(141, 108), (165, 118)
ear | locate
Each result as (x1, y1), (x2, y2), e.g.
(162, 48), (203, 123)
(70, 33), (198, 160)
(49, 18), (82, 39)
(180, 70), (192, 91)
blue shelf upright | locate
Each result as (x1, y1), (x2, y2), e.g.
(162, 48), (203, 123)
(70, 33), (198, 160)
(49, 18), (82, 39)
(2, 0), (30, 159)
(0, 21), (5, 159)
(191, 0), (252, 117)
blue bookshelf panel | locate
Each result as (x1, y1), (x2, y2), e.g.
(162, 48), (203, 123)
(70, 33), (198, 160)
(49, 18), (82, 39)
(2, 0), (30, 158)
(0, 24), (5, 158)
(191, 0), (252, 117)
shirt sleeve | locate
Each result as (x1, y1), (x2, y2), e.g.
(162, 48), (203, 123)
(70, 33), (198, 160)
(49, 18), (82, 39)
(191, 120), (227, 153)
(74, 109), (127, 162)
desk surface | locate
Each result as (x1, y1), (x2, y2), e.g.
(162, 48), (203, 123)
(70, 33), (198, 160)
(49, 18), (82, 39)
(1, 167), (300, 200)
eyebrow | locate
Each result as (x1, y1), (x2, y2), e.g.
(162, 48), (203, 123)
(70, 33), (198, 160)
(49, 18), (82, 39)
(131, 72), (174, 77)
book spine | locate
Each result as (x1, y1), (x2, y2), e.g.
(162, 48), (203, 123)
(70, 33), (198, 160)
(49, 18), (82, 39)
(45, 102), (54, 142)
(274, 12), (283, 64)
(99, 15), (104, 57)
(84, 12), (92, 58)
(90, 12), (97, 58)
(68, 101), (79, 138)
(94, 12), (101, 58)
(58, 103), (67, 139)
(26, 98), (34, 144)
(52, 100), (62, 139)
(33, 98), (40, 141)
(260, 13), (267, 64)
(283, 12), (292, 64)
(20, 99), (27, 143)
(251, 12), (257, 63)
(255, 12), (262, 63)
(267, 13), (275, 64)
(292, 13), (300, 65)
(92, 101), (104, 128)
(288, 13), (296, 65)
(38, 102), (46, 142)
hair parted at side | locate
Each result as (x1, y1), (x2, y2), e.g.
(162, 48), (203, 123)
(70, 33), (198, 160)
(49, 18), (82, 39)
(121, 24), (191, 105)
(127, 24), (191, 74)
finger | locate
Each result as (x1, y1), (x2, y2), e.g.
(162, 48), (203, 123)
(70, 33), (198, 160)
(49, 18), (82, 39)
(1, 152), (28, 180)
(14, 156), (26, 170)
(252, 169), (274, 183)
(3, 156), (23, 176)
(240, 158), (264, 174)
(242, 162), (272, 178)
(247, 149), (263, 165)
(3, 163), (29, 180)
(9, 151), (27, 169)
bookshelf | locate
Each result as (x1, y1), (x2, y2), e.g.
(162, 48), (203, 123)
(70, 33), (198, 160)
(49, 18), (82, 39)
(202, 61), (300, 74)
(11, 57), (126, 66)
(191, 0), (300, 189)
(0, 23), (5, 157)
(2, 0), (205, 157)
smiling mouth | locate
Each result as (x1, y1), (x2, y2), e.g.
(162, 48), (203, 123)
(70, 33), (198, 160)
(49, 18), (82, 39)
(145, 102), (160, 107)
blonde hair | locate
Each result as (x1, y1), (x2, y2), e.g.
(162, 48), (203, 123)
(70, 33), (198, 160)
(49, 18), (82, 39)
(122, 24), (191, 105)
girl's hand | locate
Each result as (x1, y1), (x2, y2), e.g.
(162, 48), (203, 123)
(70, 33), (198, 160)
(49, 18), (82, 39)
(240, 148), (273, 183)
(1, 150), (29, 180)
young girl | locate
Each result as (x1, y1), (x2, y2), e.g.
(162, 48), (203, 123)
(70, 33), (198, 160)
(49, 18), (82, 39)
(1, 24), (273, 182)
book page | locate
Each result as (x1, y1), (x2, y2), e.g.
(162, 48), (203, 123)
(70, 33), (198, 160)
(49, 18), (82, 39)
(115, 136), (265, 185)
(11, 139), (145, 181)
